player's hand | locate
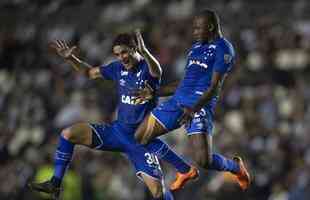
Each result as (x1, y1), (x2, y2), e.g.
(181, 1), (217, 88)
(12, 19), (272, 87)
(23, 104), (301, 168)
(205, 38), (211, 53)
(178, 106), (195, 126)
(132, 81), (154, 104)
(135, 29), (148, 55)
(49, 40), (78, 60)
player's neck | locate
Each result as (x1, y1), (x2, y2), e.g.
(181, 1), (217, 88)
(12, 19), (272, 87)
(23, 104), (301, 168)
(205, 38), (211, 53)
(207, 31), (222, 43)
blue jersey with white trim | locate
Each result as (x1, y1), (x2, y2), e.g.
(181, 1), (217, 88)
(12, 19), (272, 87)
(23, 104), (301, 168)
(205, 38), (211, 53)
(99, 59), (160, 128)
(172, 37), (235, 109)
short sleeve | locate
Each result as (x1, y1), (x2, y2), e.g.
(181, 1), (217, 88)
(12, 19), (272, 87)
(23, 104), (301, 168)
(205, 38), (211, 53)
(99, 62), (118, 80)
(214, 45), (235, 75)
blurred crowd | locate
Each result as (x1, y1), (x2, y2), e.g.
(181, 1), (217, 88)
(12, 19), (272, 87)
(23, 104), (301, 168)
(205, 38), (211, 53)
(1, 0), (310, 199)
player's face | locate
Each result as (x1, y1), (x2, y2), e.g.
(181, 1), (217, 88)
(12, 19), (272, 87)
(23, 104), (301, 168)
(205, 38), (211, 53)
(113, 45), (135, 70)
(192, 16), (209, 42)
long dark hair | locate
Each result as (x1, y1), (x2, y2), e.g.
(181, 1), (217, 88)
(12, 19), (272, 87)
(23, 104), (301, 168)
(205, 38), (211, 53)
(112, 33), (137, 50)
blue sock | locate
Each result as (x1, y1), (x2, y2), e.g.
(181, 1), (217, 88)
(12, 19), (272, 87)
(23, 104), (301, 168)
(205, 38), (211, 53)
(208, 153), (239, 173)
(164, 189), (174, 200)
(52, 135), (75, 186)
(145, 138), (191, 173)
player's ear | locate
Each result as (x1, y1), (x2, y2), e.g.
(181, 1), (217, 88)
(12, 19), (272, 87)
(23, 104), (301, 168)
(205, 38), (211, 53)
(208, 24), (214, 32)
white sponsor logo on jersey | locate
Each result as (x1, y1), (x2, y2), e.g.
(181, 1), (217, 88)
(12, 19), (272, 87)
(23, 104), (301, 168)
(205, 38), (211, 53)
(120, 79), (126, 86)
(188, 59), (208, 69)
(121, 95), (147, 105)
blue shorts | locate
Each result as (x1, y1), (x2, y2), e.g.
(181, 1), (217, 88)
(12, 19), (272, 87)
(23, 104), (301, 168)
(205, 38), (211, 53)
(89, 122), (162, 181)
(151, 98), (214, 135)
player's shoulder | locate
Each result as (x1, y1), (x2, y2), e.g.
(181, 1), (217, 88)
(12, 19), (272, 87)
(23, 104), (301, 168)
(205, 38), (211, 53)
(108, 60), (122, 66)
(190, 42), (202, 50)
(103, 60), (122, 70)
(215, 37), (235, 55)
(215, 38), (235, 65)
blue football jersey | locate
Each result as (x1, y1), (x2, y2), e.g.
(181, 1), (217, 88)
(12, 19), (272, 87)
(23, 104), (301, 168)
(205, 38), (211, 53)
(172, 37), (235, 109)
(99, 59), (160, 127)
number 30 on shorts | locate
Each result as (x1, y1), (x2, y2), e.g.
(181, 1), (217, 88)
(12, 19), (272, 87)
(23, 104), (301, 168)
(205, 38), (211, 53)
(144, 153), (159, 165)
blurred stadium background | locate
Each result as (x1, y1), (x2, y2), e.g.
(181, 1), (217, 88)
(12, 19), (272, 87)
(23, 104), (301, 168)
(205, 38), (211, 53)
(1, 0), (310, 199)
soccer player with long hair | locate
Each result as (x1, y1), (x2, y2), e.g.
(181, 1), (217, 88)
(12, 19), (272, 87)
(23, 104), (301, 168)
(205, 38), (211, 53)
(28, 31), (197, 200)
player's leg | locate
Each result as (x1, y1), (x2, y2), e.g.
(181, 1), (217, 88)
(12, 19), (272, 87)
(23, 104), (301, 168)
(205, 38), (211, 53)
(135, 99), (184, 145)
(123, 135), (174, 200)
(28, 123), (93, 198)
(189, 133), (250, 190)
(140, 174), (164, 199)
(52, 123), (96, 183)
(185, 106), (250, 189)
(140, 174), (174, 200)
(189, 134), (235, 171)
(145, 138), (199, 191)
(186, 108), (240, 172)
(145, 138), (192, 173)
(135, 113), (167, 145)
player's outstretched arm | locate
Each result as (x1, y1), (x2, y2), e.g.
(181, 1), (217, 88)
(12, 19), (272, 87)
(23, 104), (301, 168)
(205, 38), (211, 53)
(49, 40), (101, 80)
(135, 30), (162, 78)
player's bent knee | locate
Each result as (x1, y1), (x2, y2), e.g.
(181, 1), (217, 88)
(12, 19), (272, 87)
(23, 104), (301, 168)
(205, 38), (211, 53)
(61, 127), (81, 144)
(61, 123), (91, 145)
(61, 127), (73, 140)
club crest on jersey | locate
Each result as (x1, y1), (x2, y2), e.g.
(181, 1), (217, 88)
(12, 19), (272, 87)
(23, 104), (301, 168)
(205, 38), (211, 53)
(121, 95), (146, 105)
(188, 59), (208, 69)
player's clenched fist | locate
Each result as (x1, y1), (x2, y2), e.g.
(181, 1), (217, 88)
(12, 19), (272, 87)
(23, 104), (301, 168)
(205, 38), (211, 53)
(132, 81), (154, 104)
